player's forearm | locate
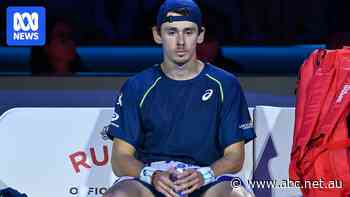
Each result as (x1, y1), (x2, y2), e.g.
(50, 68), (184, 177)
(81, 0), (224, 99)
(210, 152), (244, 176)
(111, 153), (144, 177)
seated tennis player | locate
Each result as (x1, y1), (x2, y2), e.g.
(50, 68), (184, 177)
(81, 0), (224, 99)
(103, 0), (256, 196)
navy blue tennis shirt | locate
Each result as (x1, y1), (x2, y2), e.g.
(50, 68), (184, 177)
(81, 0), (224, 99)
(109, 63), (256, 166)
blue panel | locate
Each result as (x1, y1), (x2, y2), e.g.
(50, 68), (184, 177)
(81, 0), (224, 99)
(221, 44), (325, 73)
(77, 47), (163, 72)
(0, 47), (31, 72)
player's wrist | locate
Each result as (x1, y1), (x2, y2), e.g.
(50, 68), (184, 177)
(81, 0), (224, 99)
(139, 166), (159, 185)
(196, 167), (216, 186)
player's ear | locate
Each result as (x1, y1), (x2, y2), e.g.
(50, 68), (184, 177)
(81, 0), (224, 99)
(152, 26), (162, 44)
(197, 26), (205, 44)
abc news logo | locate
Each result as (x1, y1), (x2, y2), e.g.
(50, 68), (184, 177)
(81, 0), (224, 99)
(7, 7), (45, 46)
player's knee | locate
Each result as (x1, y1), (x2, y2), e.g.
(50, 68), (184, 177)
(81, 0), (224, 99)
(103, 189), (130, 197)
(230, 186), (255, 197)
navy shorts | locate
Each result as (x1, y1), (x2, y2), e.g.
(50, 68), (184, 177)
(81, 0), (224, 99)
(136, 176), (234, 197)
(114, 175), (250, 197)
(113, 161), (252, 196)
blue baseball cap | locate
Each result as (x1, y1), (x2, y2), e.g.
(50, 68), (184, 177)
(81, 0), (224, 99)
(156, 0), (202, 28)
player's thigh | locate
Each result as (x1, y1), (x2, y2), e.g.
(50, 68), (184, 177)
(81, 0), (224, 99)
(103, 180), (155, 197)
(201, 181), (254, 197)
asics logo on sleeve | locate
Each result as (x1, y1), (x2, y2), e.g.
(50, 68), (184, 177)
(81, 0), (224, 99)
(202, 89), (213, 101)
(111, 112), (119, 121)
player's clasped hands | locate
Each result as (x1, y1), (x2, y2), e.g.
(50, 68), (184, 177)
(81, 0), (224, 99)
(152, 168), (205, 197)
(174, 168), (205, 194)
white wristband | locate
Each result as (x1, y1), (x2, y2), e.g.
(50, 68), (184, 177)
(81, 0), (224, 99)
(197, 167), (216, 186)
(139, 166), (158, 184)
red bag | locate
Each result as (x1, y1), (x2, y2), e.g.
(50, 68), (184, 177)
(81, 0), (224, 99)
(289, 47), (350, 197)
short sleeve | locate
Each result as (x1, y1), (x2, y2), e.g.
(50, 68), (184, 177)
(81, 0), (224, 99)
(108, 80), (143, 149)
(218, 80), (256, 150)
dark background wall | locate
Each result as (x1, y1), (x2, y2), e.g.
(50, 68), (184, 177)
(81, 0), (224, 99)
(1, 0), (350, 45)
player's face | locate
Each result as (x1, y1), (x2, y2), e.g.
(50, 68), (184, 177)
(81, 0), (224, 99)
(153, 12), (205, 65)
